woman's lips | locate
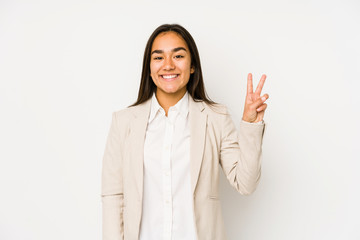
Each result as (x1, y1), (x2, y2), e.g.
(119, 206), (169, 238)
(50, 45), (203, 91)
(161, 74), (179, 81)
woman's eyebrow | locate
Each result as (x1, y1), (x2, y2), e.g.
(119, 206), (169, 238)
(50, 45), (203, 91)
(151, 47), (187, 55)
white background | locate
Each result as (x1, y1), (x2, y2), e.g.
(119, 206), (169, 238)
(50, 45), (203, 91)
(1, 0), (359, 239)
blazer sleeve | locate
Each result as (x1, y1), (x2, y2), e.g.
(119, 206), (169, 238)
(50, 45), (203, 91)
(101, 112), (124, 240)
(219, 107), (266, 195)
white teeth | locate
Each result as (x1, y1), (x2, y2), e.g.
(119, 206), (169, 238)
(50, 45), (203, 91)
(162, 74), (178, 79)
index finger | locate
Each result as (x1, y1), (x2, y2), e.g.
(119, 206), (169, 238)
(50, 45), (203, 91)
(247, 73), (253, 95)
(255, 74), (267, 95)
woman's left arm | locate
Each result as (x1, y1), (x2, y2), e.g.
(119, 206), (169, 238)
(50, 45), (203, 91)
(219, 73), (269, 195)
(219, 108), (266, 195)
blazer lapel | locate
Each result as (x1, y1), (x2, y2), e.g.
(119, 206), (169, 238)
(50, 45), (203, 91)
(128, 98), (152, 203)
(188, 96), (208, 195)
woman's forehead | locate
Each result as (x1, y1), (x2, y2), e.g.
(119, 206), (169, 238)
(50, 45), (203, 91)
(151, 31), (189, 52)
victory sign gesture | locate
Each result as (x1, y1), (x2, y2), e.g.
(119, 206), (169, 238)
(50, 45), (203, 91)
(242, 73), (269, 123)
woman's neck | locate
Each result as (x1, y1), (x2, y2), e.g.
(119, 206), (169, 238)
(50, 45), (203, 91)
(155, 89), (187, 116)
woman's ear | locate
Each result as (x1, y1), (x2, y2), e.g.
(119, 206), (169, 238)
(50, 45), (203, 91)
(190, 66), (195, 74)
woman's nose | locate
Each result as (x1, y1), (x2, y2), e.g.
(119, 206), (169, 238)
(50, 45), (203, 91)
(163, 57), (175, 70)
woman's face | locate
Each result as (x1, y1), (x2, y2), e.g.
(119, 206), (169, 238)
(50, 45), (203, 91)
(150, 31), (195, 98)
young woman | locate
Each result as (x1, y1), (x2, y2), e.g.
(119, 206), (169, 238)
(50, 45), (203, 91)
(101, 23), (269, 240)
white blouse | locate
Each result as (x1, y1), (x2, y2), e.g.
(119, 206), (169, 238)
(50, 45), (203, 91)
(139, 90), (196, 240)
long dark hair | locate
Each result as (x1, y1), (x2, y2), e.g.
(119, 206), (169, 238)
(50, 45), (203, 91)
(128, 23), (217, 107)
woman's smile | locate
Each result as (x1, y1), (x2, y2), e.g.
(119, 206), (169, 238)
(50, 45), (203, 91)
(160, 74), (179, 81)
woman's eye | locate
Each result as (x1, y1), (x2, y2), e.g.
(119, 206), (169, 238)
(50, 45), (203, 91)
(175, 55), (184, 58)
(153, 57), (162, 60)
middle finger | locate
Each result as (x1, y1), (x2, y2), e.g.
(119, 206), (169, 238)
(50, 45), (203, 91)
(255, 74), (267, 95)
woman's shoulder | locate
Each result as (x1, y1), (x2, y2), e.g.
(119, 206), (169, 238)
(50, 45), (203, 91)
(110, 107), (135, 127)
(112, 99), (151, 123)
(113, 107), (132, 117)
(202, 101), (230, 116)
(199, 101), (235, 135)
(200, 101), (233, 128)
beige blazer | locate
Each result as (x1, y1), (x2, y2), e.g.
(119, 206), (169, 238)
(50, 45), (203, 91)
(101, 94), (266, 240)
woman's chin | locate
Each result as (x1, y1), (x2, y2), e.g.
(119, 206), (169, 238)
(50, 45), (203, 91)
(159, 87), (181, 94)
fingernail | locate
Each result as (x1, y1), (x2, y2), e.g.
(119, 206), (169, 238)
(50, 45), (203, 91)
(261, 96), (266, 101)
